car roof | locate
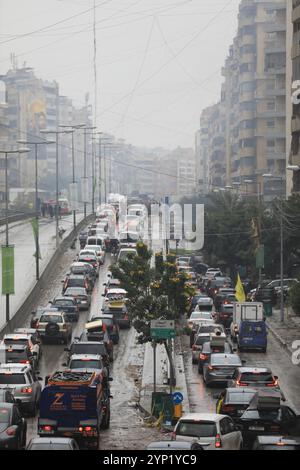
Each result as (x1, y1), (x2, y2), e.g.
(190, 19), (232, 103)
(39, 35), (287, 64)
(72, 341), (104, 347)
(40, 311), (64, 316)
(4, 334), (29, 340)
(29, 437), (74, 444)
(54, 296), (75, 302)
(0, 363), (29, 372)
(179, 413), (223, 422)
(69, 354), (102, 361)
(210, 353), (242, 364)
(14, 328), (36, 335)
(226, 387), (257, 394)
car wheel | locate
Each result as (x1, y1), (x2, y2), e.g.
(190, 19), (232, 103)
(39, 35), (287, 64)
(262, 347), (267, 353)
(100, 408), (110, 430)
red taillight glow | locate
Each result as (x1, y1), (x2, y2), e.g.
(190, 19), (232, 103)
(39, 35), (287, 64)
(20, 360), (30, 364)
(199, 353), (208, 361)
(236, 380), (247, 387)
(21, 387), (32, 394)
(222, 405), (235, 412)
(43, 425), (52, 432)
(85, 426), (92, 432)
(267, 380), (278, 387)
(6, 426), (16, 436)
(215, 434), (222, 448)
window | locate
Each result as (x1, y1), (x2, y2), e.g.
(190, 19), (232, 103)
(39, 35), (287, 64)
(267, 101), (275, 110)
(267, 120), (275, 128)
(267, 139), (275, 147)
(176, 421), (217, 438)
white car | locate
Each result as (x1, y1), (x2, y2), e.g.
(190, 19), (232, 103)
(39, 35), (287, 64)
(85, 244), (105, 265)
(102, 288), (127, 307)
(117, 248), (137, 262)
(188, 311), (214, 329)
(173, 413), (242, 450)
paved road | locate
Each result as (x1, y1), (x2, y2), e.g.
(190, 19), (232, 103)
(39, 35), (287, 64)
(0, 211), (85, 329)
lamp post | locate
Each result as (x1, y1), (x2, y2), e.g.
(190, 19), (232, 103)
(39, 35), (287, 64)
(263, 173), (285, 322)
(59, 124), (85, 230)
(82, 126), (96, 218)
(0, 148), (29, 324)
(18, 139), (55, 280)
(41, 129), (73, 248)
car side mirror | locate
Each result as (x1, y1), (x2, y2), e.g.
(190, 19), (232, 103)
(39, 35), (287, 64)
(109, 377), (113, 381)
(242, 360), (247, 364)
(62, 363), (67, 367)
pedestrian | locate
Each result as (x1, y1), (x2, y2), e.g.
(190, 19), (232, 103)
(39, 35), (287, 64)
(49, 204), (54, 218)
(41, 202), (46, 218)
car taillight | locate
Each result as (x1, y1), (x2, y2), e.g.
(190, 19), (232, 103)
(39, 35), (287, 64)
(21, 387), (32, 394)
(6, 426), (16, 436)
(208, 365), (214, 371)
(222, 405), (235, 413)
(215, 434), (222, 448)
(199, 353), (208, 361)
(20, 360), (30, 364)
(267, 380), (278, 387)
(236, 380), (247, 387)
(43, 425), (52, 432)
(62, 324), (67, 330)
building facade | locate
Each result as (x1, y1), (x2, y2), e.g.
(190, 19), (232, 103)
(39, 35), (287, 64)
(290, 0), (300, 192)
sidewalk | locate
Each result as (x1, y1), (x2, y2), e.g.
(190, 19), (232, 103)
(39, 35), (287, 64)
(267, 306), (300, 356)
(139, 337), (190, 419)
(0, 211), (85, 329)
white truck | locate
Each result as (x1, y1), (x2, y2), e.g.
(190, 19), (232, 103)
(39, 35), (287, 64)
(230, 302), (264, 342)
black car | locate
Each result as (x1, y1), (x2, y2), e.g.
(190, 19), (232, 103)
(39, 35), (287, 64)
(65, 341), (110, 370)
(49, 296), (79, 322)
(3, 344), (37, 370)
(90, 314), (120, 344)
(252, 435), (300, 450)
(215, 388), (257, 420)
(0, 403), (27, 450)
(237, 390), (300, 448)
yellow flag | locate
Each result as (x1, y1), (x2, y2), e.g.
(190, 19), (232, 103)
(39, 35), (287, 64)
(235, 273), (246, 302)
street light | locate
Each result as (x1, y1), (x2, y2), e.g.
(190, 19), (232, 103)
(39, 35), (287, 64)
(82, 126), (96, 218)
(40, 129), (73, 248)
(59, 124), (86, 230)
(0, 147), (29, 324)
(18, 139), (55, 280)
(263, 173), (285, 323)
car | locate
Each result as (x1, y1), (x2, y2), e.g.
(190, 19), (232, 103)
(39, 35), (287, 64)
(215, 303), (234, 328)
(146, 441), (206, 450)
(191, 332), (226, 364)
(90, 314), (120, 344)
(173, 413), (242, 450)
(64, 341), (110, 370)
(0, 343), (38, 370)
(30, 306), (59, 329)
(0, 364), (42, 416)
(190, 323), (225, 349)
(79, 320), (114, 361)
(252, 435), (300, 451)
(62, 274), (92, 294)
(0, 403), (27, 450)
(77, 251), (99, 274)
(103, 276), (121, 295)
(207, 278), (232, 298)
(85, 244), (105, 265)
(26, 437), (79, 450)
(2, 331), (41, 365)
(64, 287), (91, 310)
(237, 390), (300, 448)
(215, 388), (257, 420)
(228, 367), (282, 394)
(69, 262), (96, 285)
(64, 354), (106, 380)
(79, 231), (88, 249)
(188, 311), (214, 329)
(198, 335), (232, 374)
(36, 311), (72, 345)
(0, 389), (17, 405)
(101, 304), (130, 329)
(102, 288), (127, 308)
(49, 296), (79, 322)
(203, 354), (243, 387)
(117, 248), (137, 261)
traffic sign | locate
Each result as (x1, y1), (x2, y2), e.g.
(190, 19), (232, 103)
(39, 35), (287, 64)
(172, 392), (183, 405)
(150, 320), (175, 340)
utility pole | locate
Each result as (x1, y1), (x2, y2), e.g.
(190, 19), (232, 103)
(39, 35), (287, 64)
(82, 126), (96, 217)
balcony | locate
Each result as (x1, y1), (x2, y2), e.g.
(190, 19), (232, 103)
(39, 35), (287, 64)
(292, 4), (300, 23)
(239, 35), (256, 47)
(256, 109), (285, 118)
(239, 147), (256, 158)
(292, 115), (300, 133)
(266, 151), (286, 161)
(264, 41), (285, 54)
(239, 128), (255, 139)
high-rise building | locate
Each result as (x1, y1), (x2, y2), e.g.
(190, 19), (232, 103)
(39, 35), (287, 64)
(290, 0), (300, 192)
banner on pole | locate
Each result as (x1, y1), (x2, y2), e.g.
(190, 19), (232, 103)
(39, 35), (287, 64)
(30, 219), (41, 260)
(81, 177), (89, 203)
(1, 245), (15, 295)
(256, 244), (264, 269)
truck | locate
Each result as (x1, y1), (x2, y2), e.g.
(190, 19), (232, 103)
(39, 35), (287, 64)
(230, 302), (264, 342)
(38, 370), (111, 449)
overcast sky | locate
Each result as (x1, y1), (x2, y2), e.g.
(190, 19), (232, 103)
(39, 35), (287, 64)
(0, 0), (240, 149)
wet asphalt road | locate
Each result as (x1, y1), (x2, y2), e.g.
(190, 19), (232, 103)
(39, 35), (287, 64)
(24, 243), (161, 450)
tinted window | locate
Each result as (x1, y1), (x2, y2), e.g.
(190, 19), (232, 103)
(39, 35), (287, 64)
(0, 407), (10, 423)
(227, 392), (256, 404)
(195, 336), (210, 346)
(30, 443), (71, 450)
(40, 315), (63, 323)
(72, 344), (106, 355)
(70, 360), (102, 370)
(54, 300), (74, 307)
(177, 421), (217, 438)
(240, 372), (273, 383)
(211, 355), (241, 366)
(4, 338), (28, 346)
(0, 374), (26, 384)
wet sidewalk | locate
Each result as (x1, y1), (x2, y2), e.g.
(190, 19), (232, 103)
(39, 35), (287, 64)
(267, 306), (300, 357)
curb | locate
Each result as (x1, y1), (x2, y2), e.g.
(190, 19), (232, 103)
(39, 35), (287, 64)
(266, 322), (293, 356)
(0, 214), (94, 337)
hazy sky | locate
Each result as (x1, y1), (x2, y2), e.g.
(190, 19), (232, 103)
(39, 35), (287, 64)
(0, 0), (240, 149)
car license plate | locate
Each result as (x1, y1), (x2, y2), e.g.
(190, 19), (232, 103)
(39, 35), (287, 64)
(63, 432), (73, 437)
(249, 426), (264, 431)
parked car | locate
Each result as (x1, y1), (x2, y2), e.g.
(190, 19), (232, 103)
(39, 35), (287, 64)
(0, 403), (27, 450)
(36, 311), (72, 345)
(26, 437), (79, 450)
(173, 413), (242, 450)
(203, 354), (243, 387)
(0, 363), (42, 416)
(64, 287), (91, 311)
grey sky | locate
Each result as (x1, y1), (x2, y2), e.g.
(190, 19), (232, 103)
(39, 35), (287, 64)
(0, 0), (240, 149)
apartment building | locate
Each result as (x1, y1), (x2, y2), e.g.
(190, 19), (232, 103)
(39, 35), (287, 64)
(198, 0), (287, 199)
(290, 0), (300, 192)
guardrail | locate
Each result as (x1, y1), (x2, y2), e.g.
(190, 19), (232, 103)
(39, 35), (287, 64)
(0, 211), (37, 227)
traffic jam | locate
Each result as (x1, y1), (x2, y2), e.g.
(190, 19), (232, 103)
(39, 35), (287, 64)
(0, 197), (300, 452)
(0, 199), (135, 451)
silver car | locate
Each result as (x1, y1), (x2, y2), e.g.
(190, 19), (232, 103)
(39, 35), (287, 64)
(0, 363), (42, 416)
(203, 354), (242, 387)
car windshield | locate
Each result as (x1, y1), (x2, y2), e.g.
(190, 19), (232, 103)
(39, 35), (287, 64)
(54, 300), (74, 307)
(70, 360), (101, 370)
(65, 288), (86, 296)
(0, 407), (10, 423)
(195, 335), (210, 346)
(197, 325), (224, 334)
(30, 443), (71, 450)
(4, 338), (28, 346)
(240, 372), (274, 383)
(40, 315), (63, 323)
(211, 355), (241, 366)
(0, 373), (26, 384)
(177, 421), (217, 438)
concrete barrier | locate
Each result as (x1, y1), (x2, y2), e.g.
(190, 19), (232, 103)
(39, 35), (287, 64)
(0, 214), (94, 337)
(0, 212), (37, 227)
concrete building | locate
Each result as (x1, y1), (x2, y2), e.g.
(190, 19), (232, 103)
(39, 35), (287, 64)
(290, 0), (300, 192)
(198, 0), (288, 199)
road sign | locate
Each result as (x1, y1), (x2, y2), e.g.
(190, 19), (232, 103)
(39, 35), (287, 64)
(172, 392), (183, 405)
(150, 320), (175, 340)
